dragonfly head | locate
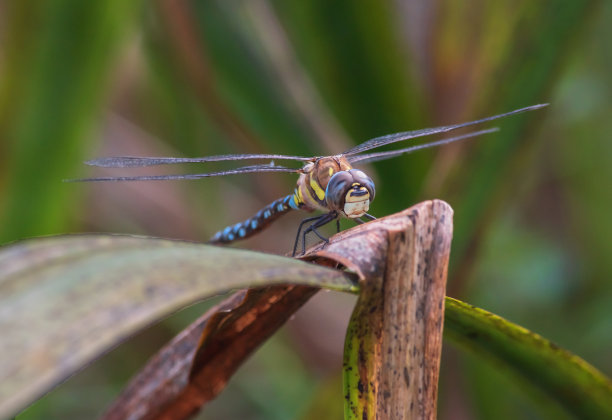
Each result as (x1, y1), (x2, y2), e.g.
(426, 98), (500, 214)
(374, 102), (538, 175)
(325, 169), (375, 218)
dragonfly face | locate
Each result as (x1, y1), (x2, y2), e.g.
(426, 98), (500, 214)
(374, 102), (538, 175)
(325, 169), (375, 218)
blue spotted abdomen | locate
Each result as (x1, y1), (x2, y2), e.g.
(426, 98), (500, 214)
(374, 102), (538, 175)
(209, 194), (299, 244)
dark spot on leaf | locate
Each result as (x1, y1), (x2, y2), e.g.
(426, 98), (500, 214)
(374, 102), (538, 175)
(415, 304), (424, 321)
(357, 379), (364, 394)
(144, 285), (156, 297)
(359, 347), (366, 364)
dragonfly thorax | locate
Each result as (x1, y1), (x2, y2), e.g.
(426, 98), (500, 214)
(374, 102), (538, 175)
(325, 169), (375, 218)
(293, 156), (375, 218)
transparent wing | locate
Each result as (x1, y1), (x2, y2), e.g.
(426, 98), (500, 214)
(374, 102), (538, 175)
(343, 103), (548, 156)
(66, 164), (300, 182)
(85, 153), (313, 168)
(348, 128), (499, 165)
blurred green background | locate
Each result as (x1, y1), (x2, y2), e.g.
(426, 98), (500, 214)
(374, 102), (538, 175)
(1, 1), (610, 419)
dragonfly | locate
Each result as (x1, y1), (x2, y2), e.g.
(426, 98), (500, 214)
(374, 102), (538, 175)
(75, 103), (547, 255)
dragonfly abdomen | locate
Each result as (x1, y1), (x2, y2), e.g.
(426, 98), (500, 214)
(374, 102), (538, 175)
(209, 194), (299, 244)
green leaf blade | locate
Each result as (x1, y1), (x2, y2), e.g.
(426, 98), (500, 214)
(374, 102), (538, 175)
(444, 297), (612, 420)
(0, 235), (356, 419)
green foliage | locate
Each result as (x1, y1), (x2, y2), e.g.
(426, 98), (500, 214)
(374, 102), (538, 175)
(0, 0), (141, 241)
(1, 236), (609, 419)
(0, 235), (355, 418)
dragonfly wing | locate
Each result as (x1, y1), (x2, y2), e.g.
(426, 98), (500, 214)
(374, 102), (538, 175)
(348, 128), (499, 165)
(67, 164), (301, 182)
(342, 103), (548, 156)
(86, 153), (313, 168)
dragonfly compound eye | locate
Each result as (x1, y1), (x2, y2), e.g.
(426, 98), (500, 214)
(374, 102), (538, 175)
(325, 169), (375, 218)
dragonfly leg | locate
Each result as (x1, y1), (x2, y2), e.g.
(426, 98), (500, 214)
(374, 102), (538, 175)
(363, 213), (376, 221)
(354, 213), (375, 225)
(292, 214), (328, 257)
(336, 219), (341, 233)
(308, 224), (330, 243)
(294, 212), (337, 256)
(301, 213), (337, 255)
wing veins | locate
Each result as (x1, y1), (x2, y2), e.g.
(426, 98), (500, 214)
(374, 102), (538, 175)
(348, 128), (499, 165)
(66, 164), (300, 183)
(343, 103), (548, 156)
(86, 153), (313, 168)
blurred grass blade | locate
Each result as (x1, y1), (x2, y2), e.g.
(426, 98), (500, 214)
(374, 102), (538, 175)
(443, 1), (600, 286)
(0, 235), (356, 419)
(444, 297), (612, 419)
(0, 0), (140, 243)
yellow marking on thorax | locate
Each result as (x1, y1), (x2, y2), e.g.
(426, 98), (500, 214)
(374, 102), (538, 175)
(309, 172), (326, 201)
(300, 184), (318, 207)
(295, 187), (304, 205)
